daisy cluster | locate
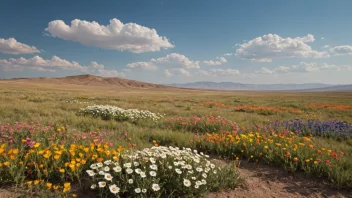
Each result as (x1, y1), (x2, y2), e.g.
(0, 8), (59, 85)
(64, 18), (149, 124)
(78, 105), (163, 122)
(86, 146), (220, 197)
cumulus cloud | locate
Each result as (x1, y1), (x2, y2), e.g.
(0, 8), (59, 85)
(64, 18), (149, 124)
(126, 62), (157, 70)
(330, 45), (352, 56)
(223, 53), (233, 56)
(255, 62), (342, 74)
(0, 55), (124, 77)
(151, 53), (200, 69)
(322, 45), (330, 49)
(126, 53), (200, 72)
(203, 57), (227, 66)
(164, 68), (191, 77)
(199, 68), (240, 76)
(0, 38), (40, 54)
(235, 34), (329, 62)
(45, 18), (174, 53)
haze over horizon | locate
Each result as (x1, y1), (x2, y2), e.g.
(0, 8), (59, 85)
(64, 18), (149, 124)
(1, 0), (352, 85)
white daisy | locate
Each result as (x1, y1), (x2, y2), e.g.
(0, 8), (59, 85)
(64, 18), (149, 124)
(104, 173), (113, 181)
(196, 181), (202, 186)
(104, 166), (110, 172)
(91, 184), (96, 189)
(98, 181), (106, 188)
(150, 164), (158, 170)
(99, 171), (105, 175)
(90, 164), (98, 169)
(152, 184), (160, 191)
(135, 168), (141, 174)
(142, 188), (147, 193)
(133, 162), (140, 167)
(196, 167), (203, 172)
(140, 172), (146, 178)
(126, 168), (133, 174)
(175, 169), (182, 174)
(109, 184), (120, 194)
(150, 171), (156, 177)
(113, 166), (122, 173)
(183, 179), (191, 187)
(128, 179), (133, 184)
(202, 179), (207, 185)
(191, 177), (196, 180)
(86, 170), (95, 177)
(135, 188), (141, 193)
(97, 162), (103, 168)
(202, 173), (207, 178)
(150, 158), (156, 163)
(195, 185), (199, 189)
(104, 160), (112, 165)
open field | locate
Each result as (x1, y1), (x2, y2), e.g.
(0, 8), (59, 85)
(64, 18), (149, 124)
(1, 80), (352, 197)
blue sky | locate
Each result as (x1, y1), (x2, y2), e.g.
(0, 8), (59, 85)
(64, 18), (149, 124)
(1, 0), (352, 84)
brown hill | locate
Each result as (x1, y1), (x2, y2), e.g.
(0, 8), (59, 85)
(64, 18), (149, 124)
(2, 74), (169, 89)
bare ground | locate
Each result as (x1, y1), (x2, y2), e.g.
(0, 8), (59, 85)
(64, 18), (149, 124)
(207, 161), (352, 198)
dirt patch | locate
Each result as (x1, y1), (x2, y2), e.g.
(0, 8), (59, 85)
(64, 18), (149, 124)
(207, 161), (352, 198)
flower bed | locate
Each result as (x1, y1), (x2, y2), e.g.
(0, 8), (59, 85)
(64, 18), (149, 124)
(78, 105), (163, 123)
(87, 146), (242, 197)
(190, 131), (352, 189)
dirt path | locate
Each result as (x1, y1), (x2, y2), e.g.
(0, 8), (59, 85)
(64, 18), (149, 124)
(208, 161), (352, 198)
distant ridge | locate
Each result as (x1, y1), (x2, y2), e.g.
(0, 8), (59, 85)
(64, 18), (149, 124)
(168, 81), (352, 91)
(1, 74), (169, 89)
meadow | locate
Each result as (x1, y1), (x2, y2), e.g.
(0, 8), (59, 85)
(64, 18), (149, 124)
(1, 80), (352, 197)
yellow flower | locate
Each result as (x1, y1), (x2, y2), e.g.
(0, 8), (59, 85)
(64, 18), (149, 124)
(13, 149), (19, 154)
(305, 159), (310, 163)
(53, 185), (59, 190)
(72, 194), (77, 197)
(81, 159), (86, 165)
(39, 164), (44, 168)
(34, 180), (40, 185)
(0, 163), (2, 167)
(10, 155), (15, 160)
(26, 181), (33, 185)
(46, 182), (53, 189)
(34, 143), (41, 148)
(57, 128), (62, 132)
(264, 145), (268, 149)
(314, 161), (318, 165)
(59, 168), (65, 173)
(4, 161), (10, 166)
(54, 155), (60, 160)
(0, 148), (4, 154)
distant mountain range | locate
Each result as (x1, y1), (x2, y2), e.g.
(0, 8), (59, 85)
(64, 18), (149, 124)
(168, 82), (352, 91)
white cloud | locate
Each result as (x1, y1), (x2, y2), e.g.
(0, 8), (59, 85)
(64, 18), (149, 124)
(127, 53), (199, 72)
(164, 69), (173, 77)
(223, 53), (233, 56)
(45, 18), (174, 53)
(0, 55), (124, 77)
(255, 62), (342, 74)
(151, 53), (200, 69)
(321, 37), (324, 40)
(164, 68), (191, 77)
(235, 34), (329, 62)
(97, 69), (124, 77)
(322, 45), (330, 49)
(126, 62), (157, 70)
(0, 38), (40, 54)
(330, 45), (352, 56)
(203, 57), (227, 66)
(199, 68), (240, 76)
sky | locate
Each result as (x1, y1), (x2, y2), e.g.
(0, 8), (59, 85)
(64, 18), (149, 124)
(1, 0), (352, 84)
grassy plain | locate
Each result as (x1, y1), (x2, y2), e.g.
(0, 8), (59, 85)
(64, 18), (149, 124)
(1, 80), (352, 196)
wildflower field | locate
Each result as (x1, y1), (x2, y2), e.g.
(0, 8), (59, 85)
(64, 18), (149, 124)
(0, 81), (352, 197)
